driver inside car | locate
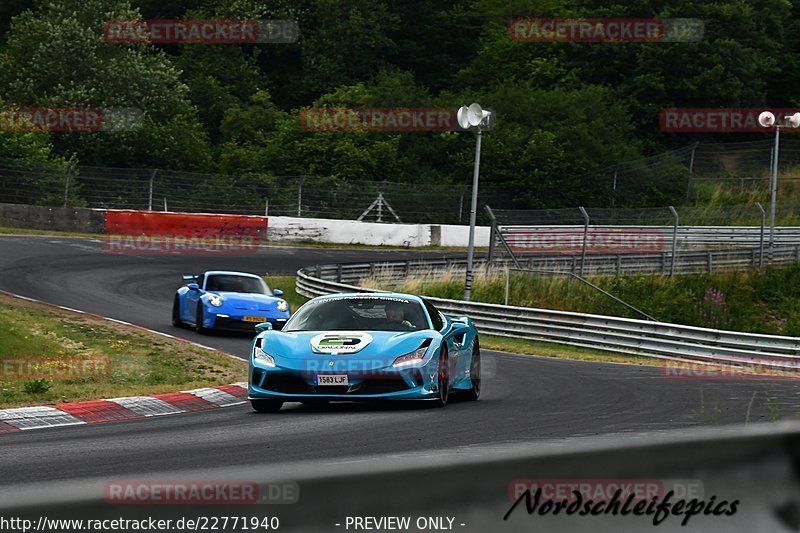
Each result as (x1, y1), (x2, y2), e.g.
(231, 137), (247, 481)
(386, 303), (415, 330)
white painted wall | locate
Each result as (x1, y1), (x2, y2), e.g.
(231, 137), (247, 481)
(267, 216), (490, 247)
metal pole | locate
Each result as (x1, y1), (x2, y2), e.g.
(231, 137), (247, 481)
(504, 268), (510, 306)
(668, 206), (679, 276)
(770, 126), (780, 261)
(63, 173), (69, 207)
(148, 169), (157, 211)
(464, 129), (482, 301)
(297, 177), (304, 217)
(685, 142), (699, 202)
(578, 206), (589, 278)
(755, 202), (766, 271)
(163, 197), (167, 212)
(265, 198), (269, 217)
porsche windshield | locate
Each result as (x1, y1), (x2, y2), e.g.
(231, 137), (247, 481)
(205, 275), (270, 295)
(284, 297), (429, 332)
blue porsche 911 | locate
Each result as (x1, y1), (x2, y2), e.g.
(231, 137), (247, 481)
(172, 270), (291, 333)
(248, 292), (481, 412)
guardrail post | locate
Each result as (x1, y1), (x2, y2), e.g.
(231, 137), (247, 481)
(336, 264), (343, 283)
(616, 255), (622, 276)
(755, 202), (766, 271)
(315, 264), (321, 278)
(707, 251), (713, 274)
(668, 206), (679, 276)
(578, 206), (589, 277)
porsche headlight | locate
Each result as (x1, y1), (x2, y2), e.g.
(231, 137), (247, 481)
(392, 345), (428, 367)
(209, 295), (223, 307)
(253, 346), (275, 367)
(276, 300), (288, 312)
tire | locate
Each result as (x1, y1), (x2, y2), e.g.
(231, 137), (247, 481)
(432, 345), (450, 408)
(465, 338), (481, 401)
(171, 296), (182, 327)
(251, 399), (283, 413)
(194, 303), (206, 334)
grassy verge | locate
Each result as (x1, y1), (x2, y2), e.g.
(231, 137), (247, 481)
(363, 264), (800, 336)
(0, 293), (245, 408)
(263, 275), (308, 312)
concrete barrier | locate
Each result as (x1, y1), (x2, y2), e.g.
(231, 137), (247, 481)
(0, 203), (104, 233)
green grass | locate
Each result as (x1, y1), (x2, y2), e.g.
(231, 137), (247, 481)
(364, 264), (800, 336)
(263, 275), (308, 312)
(480, 335), (655, 366)
(0, 294), (245, 408)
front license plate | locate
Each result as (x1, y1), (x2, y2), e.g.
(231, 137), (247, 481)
(316, 374), (349, 386)
(243, 316), (267, 323)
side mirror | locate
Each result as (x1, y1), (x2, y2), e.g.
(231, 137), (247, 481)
(187, 283), (200, 291)
(449, 322), (470, 336)
(273, 289), (284, 297)
(255, 322), (273, 333)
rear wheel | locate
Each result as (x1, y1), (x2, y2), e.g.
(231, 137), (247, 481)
(432, 346), (450, 408)
(171, 296), (182, 327)
(465, 339), (481, 401)
(194, 303), (206, 334)
(251, 399), (283, 413)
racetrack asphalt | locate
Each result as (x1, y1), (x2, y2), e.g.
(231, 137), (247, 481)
(1, 235), (799, 485)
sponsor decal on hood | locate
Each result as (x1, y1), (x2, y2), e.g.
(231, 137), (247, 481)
(310, 332), (373, 355)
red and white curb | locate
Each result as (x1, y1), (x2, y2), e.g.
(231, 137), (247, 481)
(0, 382), (249, 433)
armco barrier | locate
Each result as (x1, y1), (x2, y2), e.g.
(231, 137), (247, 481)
(297, 260), (800, 370)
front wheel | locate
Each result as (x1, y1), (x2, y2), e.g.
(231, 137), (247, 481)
(432, 346), (450, 408)
(251, 399), (283, 413)
(171, 296), (182, 327)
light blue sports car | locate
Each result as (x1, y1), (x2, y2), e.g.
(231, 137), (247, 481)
(172, 270), (291, 334)
(248, 292), (481, 412)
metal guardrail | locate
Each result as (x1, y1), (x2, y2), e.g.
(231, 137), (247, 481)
(297, 260), (800, 370)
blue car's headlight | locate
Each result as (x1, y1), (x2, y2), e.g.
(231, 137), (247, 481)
(392, 345), (428, 367)
(209, 295), (223, 307)
(253, 346), (276, 367)
(276, 300), (288, 312)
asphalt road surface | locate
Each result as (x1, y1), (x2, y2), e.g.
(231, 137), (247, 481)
(1, 235), (799, 486)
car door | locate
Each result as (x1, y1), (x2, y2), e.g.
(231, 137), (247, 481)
(422, 298), (463, 381)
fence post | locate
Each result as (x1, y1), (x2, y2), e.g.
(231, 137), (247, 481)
(707, 251), (713, 274)
(685, 142), (699, 201)
(755, 202), (766, 271)
(148, 169), (157, 211)
(297, 177), (305, 217)
(458, 186), (467, 223)
(485, 205), (497, 264)
(578, 206), (589, 277)
(668, 206), (679, 276)
(504, 268), (510, 306)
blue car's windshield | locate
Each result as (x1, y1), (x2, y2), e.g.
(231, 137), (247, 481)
(205, 275), (270, 295)
(284, 296), (429, 332)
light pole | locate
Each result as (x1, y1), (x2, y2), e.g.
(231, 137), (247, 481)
(457, 103), (493, 301)
(758, 111), (800, 259)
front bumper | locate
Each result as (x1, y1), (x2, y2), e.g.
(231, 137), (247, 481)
(204, 311), (289, 332)
(249, 359), (439, 400)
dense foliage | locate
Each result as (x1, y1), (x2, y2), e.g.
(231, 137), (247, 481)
(0, 0), (797, 209)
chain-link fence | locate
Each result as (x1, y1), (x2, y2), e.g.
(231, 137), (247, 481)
(3, 139), (800, 223)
